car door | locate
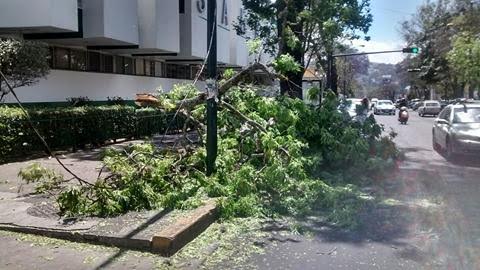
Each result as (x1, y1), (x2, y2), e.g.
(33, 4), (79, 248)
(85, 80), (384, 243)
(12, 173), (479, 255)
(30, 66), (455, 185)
(435, 107), (451, 148)
(419, 102), (425, 113)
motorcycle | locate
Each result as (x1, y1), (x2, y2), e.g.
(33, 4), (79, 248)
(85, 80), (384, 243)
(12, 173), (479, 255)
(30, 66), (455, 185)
(398, 107), (409, 125)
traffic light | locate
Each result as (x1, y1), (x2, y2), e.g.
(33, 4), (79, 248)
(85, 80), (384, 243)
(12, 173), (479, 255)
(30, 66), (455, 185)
(402, 47), (419, 54)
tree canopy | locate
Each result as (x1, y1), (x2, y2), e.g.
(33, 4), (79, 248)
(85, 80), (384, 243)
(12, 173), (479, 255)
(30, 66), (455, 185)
(398, 0), (480, 99)
(237, 0), (373, 98)
(0, 38), (50, 100)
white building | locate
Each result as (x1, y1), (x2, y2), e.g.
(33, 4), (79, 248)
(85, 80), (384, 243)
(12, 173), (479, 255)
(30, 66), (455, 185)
(0, 0), (249, 104)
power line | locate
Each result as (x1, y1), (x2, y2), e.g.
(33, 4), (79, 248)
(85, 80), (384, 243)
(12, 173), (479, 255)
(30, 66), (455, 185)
(0, 70), (92, 186)
(158, 5), (217, 144)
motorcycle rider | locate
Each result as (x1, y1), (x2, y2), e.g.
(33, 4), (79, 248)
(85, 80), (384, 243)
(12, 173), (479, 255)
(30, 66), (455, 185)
(398, 106), (409, 123)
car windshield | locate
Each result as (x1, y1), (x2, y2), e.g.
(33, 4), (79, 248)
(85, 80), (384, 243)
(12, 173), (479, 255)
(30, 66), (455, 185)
(453, 107), (480, 123)
(426, 102), (439, 107)
(378, 101), (392, 105)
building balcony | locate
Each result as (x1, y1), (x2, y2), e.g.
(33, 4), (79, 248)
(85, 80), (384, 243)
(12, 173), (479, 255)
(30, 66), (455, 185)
(136, 0), (180, 53)
(83, 0), (139, 46)
(0, 0), (78, 33)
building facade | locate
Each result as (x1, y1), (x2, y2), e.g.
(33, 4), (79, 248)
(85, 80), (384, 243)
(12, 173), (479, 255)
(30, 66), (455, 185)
(0, 0), (249, 104)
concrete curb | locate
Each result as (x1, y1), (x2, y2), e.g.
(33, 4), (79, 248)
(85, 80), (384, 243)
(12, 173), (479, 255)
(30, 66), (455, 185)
(152, 200), (218, 256)
(0, 201), (218, 256)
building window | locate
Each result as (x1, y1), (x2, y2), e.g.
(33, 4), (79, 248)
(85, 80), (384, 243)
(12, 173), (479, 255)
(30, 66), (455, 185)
(177, 65), (187, 79)
(145, 60), (152, 76)
(135, 59), (145, 76)
(71, 49), (86, 71)
(48, 46), (199, 80)
(124, 57), (134, 75)
(47, 47), (54, 68)
(145, 60), (151, 76)
(179, 0), (185, 13)
(166, 64), (176, 78)
(102, 55), (114, 73)
(54, 47), (70, 69)
(155, 62), (163, 77)
(88, 52), (101, 72)
(114, 56), (124, 74)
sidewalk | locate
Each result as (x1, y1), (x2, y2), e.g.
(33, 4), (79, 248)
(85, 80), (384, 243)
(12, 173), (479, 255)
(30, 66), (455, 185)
(0, 136), (216, 256)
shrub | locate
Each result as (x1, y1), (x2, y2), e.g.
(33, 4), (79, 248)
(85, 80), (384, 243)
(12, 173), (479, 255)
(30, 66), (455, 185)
(0, 105), (187, 163)
(66, 96), (91, 107)
(107, 96), (126, 106)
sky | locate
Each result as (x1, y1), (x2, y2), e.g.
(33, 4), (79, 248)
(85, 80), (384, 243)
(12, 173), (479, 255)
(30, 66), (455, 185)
(350, 0), (426, 64)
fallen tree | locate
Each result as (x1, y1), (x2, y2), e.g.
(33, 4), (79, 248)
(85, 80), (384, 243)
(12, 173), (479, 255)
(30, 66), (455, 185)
(19, 63), (399, 226)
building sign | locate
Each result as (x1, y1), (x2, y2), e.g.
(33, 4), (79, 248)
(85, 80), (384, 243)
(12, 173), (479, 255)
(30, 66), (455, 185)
(196, 0), (228, 26)
(197, 0), (205, 13)
(221, 0), (228, 25)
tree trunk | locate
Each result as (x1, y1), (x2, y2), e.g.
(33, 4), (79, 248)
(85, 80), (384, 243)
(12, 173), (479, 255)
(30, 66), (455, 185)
(468, 84), (475, 99)
(276, 1), (304, 99)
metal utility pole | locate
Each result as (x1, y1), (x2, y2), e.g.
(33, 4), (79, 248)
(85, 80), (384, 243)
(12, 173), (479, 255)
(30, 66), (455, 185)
(342, 56), (347, 98)
(206, 0), (217, 176)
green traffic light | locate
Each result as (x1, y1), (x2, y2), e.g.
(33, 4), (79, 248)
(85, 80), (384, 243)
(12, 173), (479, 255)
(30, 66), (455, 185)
(402, 47), (419, 54)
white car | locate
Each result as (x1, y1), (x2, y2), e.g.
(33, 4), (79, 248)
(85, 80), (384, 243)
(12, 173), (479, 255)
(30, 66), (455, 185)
(374, 100), (396, 115)
(371, 98), (379, 110)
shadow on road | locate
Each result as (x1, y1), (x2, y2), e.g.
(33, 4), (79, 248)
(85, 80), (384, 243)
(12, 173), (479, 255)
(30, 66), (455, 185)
(93, 208), (171, 270)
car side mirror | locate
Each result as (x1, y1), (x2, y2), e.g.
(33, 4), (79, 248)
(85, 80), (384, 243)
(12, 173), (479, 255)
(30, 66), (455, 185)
(435, 119), (449, 125)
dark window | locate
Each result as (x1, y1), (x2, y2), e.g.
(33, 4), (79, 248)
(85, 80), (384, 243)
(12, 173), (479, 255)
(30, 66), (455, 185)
(70, 49), (86, 71)
(440, 108), (451, 121)
(151, 61), (156, 77)
(135, 59), (145, 75)
(88, 52), (101, 72)
(166, 64), (177, 78)
(154, 62), (163, 77)
(145, 60), (152, 76)
(102, 55), (113, 73)
(54, 47), (70, 69)
(115, 56), (124, 74)
(47, 47), (54, 68)
(179, 0), (185, 13)
(177, 65), (187, 79)
(160, 62), (167, 77)
(124, 57), (134, 75)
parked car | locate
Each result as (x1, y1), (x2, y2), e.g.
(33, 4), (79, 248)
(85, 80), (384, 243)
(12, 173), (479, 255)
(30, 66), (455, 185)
(418, 100), (441, 117)
(374, 100), (396, 115)
(370, 98), (378, 110)
(408, 99), (420, 109)
(432, 103), (480, 159)
(412, 101), (424, 111)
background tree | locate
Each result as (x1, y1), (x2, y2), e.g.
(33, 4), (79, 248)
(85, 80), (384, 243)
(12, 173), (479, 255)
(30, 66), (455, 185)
(398, 0), (480, 99)
(447, 33), (480, 98)
(336, 46), (370, 97)
(237, 0), (372, 98)
(0, 38), (50, 101)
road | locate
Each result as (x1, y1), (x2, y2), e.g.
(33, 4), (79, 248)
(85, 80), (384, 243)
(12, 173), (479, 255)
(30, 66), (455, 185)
(1, 112), (479, 270)
(248, 112), (480, 270)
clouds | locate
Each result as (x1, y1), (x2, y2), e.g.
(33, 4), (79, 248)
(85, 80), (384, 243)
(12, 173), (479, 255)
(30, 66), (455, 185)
(348, 39), (406, 64)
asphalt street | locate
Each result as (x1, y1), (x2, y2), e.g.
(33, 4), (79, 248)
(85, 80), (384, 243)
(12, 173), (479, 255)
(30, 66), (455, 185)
(248, 111), (480, 270)
(0, 112), (479, 270)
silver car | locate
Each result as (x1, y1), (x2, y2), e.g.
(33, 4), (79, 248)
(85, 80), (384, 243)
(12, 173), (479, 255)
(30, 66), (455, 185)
(418, 100), (441, 117)
(432, 104), (480, 158)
